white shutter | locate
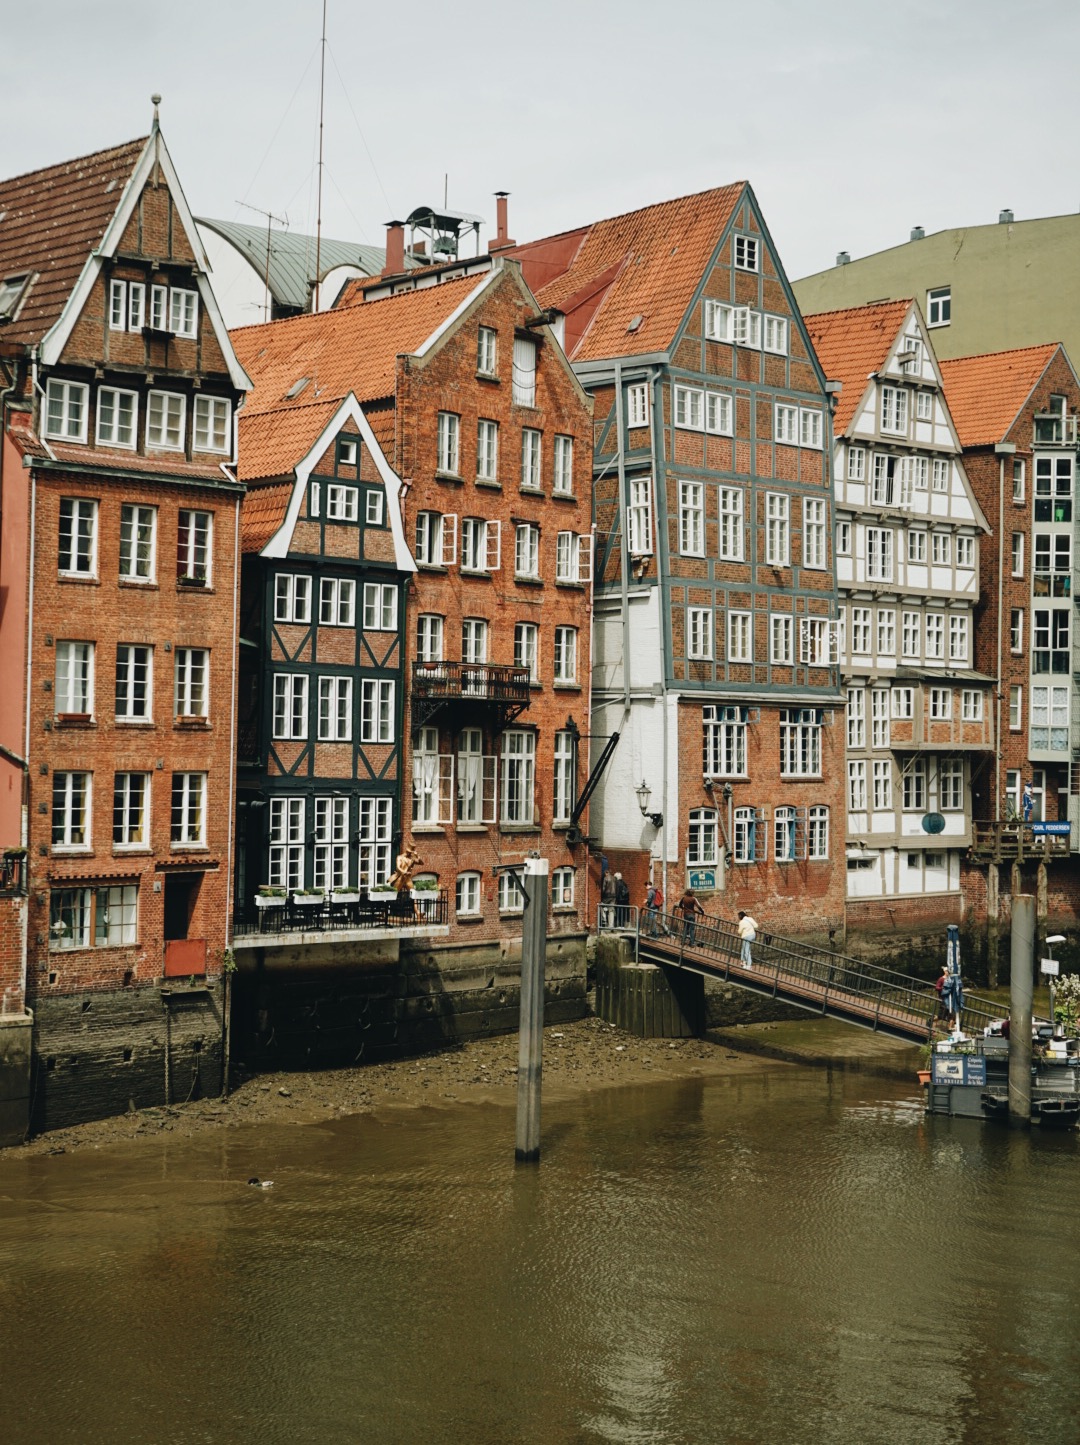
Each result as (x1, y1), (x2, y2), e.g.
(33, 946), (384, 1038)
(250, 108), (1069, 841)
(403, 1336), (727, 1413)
(577, 532), (593, 583)
(512, 337), (537, 406)
(438, 755), (455, 825)
(481, 755), (497, 823)
(485, 519), (501, 572)
(440, 513), (458, 566)
(799, 618), (811, 664)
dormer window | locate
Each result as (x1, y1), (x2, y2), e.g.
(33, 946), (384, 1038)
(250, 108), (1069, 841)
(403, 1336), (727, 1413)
(0, 273), (29, 322)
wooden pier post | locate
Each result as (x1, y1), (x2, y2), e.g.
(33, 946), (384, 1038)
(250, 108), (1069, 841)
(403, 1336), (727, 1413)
(515, 855), (548, 1164)
(1008, 893), (1034, 1127)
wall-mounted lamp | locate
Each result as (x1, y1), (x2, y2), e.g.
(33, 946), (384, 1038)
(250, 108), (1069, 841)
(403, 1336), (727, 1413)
(635, 779), (663, 828)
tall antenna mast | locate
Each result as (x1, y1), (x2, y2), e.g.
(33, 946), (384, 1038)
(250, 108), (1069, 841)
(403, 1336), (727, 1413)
(236, 200), (288, 321)
(314, 0), (328, 312)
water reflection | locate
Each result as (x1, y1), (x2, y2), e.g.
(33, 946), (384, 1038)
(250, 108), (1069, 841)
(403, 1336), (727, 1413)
(0, 1066), (1077, 1443)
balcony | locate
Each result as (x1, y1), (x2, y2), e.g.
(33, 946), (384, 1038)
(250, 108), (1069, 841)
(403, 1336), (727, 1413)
(968, 821), (1071, 862)
(232, 887), (450, 950)
(411, 661), (531, 731)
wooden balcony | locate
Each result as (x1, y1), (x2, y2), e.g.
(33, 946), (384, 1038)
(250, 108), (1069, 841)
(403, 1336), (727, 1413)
(968, 821), (1072, 863)
(411, 662), (531, 731)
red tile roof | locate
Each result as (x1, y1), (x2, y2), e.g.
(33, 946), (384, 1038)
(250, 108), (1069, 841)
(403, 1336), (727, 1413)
(241, 481), (295, 554)
(803, 300), (913, 434)
(237, 398), (342, 484)
(0, 138), (146, 351)
(939, 344), (1061, 447)
(509, 185), (746, 361)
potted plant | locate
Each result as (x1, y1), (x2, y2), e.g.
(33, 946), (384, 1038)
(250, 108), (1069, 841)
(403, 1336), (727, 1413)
(330, 886), (362, 904)
(255, 886), (286, 909)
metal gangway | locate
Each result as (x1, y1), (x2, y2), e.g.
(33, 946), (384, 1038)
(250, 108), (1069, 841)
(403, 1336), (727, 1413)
(601, 908), (1008, 1045)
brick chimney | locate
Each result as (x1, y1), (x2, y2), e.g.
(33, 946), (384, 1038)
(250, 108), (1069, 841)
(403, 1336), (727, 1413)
(382, 221), (405, 277)
(491, 192), (515, 252)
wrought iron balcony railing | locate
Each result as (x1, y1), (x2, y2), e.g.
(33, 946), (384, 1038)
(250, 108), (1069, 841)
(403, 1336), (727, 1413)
(411, 662), (531, 730)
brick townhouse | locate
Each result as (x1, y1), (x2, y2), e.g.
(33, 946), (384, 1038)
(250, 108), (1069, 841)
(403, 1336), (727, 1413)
(939, 344), (1080, 965)
(0, 118), (250, 1134)
(504, 188), (847, 942)
(228, 253), (594, 1062)
(804, 301), (994, 940)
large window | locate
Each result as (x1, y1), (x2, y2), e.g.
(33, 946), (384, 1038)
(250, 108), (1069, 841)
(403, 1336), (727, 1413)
(358, 798), (392, 887)
(55, 640), (94, 716)
(174, 648), (209, 719)
(500, 730), (536, 824)
(733, 807), (765, 864)
(436, 412), (460, 474)
(703, 705), (745, 777)
(52, 771), (90, 849)
(555, 531), (590, 584)
(113, 772), (150, 848)
(627, 478), (653, 554)
(45, 379), (88, 441)
(273, 674), (308, 739)
(847, 687), (866, 749)
(413, 727), (443, 826)
(521, 428), (542, 491)
(779, 709), (821, 777)
(687, 608), (712, 661)
(902, 759), (927, 811)
(871, 688), (890, 748)
(718, 487), (743, 560)
(1034, 456), (1072, 522)
(360, 680), (395, 742)
(940, 760), (964, 812)
(553, 626), (577, 683)
(514, 523), (540, 579)
(457, 727), (492, 824)
(147, 391), (185, 451)
(687, 808), (718, 866)
(416, 613), (444, 662)
(1033, 608), (1070, 673)
(59, 497), (97, 576)
(850, 606), (871, 657)
(679, 481), (704, 556)
(313, 796), (349, 890)
(476, 419), (499, 483)
(766, 493), (790, 565)
(461, 517), (501, 574)
(866, 527), (894, 581)
(194, 396), (231, 453)
(319, 577), (355, 626)
(116, 644), (151, 721)
(269, 797), (305, 890)
(98, 387), (138, 448)
(171, 772), (206, 846)
(1031, 685), (1069, 750)
(177, 509), (212, 585)
(553, 730), (575, 824)
(49, 885), (137, 950)
(318, 676), (353, 741)
(119, 504), (156, 582)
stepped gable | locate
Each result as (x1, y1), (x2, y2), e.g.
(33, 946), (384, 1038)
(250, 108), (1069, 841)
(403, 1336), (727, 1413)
(939, 343), (1062, 447)
(803, 299), (913, 433)
(514, 184), (745, 361)
(0, 138), (147, 351)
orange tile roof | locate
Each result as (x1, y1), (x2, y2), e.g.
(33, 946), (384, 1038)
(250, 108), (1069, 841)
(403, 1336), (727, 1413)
(241, 481), (295, 553)
(44, 440), (230, 484)
(237, 398), (342, 484)
(939, 344), (1061, 447)
(803, 300), (912, 434)
(510, 185), (746, 362)
(231, 272), (482, 425)
(0, 138), (146, 351)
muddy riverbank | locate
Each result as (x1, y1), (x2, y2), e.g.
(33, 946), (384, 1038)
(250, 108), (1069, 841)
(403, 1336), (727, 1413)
(1, 1014), (920, 1160)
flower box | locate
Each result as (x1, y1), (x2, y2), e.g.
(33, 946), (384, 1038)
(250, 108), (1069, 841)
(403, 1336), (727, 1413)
(255, 892), (286, 908)
(292, 891), (325, 906)
(330, 891), (362, 905)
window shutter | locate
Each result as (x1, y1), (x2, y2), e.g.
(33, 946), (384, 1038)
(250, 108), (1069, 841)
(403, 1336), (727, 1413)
(440, 513), (458, 567)
(482, 755), (497, 823)
(799, 619), (810, 664)
(577, 532), (593, 583)
(438, 755), (455, 825)
(485, 519), (501, 572)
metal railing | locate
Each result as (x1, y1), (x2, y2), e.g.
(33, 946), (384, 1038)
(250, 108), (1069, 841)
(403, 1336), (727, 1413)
(234, 887), (449, 937)
(969, 821), (1072, 861)
(411, 661), (530, 705)
(602, 905), (1008, 1044)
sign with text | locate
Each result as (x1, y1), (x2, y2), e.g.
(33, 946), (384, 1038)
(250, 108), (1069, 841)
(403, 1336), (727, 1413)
(932, 1054), (986, 1086)
(1032, 821), (1071, 837)
(688, 869), (717, 892)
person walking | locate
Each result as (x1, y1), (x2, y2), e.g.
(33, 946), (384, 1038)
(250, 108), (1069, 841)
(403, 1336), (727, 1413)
(600, 868), (615, 929)
(737, 910), (758, 969)
(614, 872), (630, 927)
(678, 886), (705, 944)
(644, 882), (660, 937)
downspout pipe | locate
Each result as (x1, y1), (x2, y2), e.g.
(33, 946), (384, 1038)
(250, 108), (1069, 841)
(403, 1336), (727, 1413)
(648, 364), (669, 907)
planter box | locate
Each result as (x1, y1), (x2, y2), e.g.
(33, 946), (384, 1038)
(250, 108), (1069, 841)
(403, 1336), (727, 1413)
(330, 891), (362, 905)
(255, 893), (286, 908)
(292, 894), (325, 906)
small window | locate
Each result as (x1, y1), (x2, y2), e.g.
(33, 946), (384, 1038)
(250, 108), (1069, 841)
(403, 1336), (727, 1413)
(836, 521), (851, 555)
(456, 871), (482, 916)
(327, 485), (358, 521)
(627, 383), (649, 427)
(847, 447), (866, 481)
(498, 871), (524, 914)
(477, 327), (497, 376)
(366, 491), (384, 526)
(97, 387), (138, 448)
(337, 437), (358, 466)
(193, 396), (231, 453)
(319, 577), (355, 626)
(734, 235), (759, 271)
(1011, 532), (1024, 577)
(763, 315), (788, 355)
(174, 648), (209, 719)
(45, 380), (89, 442)
(437, 412), (460, 475)
(927, 287), (951, 327)
(147, 391), (186, 451)
(1012, 459), (1026, 503)
(274, 574), (312, 624)
(916, 392), (933, 420)
(363, 582), (398, 631)
(551, 866), (575, 909)
(169, 288), (198, 338)
(687, 607), (713, 661)
(703, 301), (732, 341)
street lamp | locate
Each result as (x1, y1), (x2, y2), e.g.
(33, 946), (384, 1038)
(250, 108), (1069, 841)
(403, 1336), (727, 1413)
(635, 780), (663, 829)
(1045, 934), (1066, 1034)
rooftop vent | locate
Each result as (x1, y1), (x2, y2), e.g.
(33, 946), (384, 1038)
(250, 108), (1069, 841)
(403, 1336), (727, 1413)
(627, 314), (644, 333)
(836, 251), (850, 266)
(910, 226), (925, 241)
(285, 377), (310, 400)
(999, 208), (1014, 224)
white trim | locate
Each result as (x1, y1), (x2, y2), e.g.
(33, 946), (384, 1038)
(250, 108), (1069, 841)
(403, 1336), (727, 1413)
(260, 392), (415, 572)
(39, 129), (252, 393)
(413, 271), (499, 359)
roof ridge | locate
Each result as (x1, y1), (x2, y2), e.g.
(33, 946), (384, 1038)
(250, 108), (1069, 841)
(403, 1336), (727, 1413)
(529, 181), (747, 246)
(939, 342), (1060, 367)
(0, 136), (147, 190)
(803, 298), (913, 324)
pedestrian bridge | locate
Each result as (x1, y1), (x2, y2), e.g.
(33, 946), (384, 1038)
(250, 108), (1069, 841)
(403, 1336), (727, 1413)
(601, 909), (1007, 1046)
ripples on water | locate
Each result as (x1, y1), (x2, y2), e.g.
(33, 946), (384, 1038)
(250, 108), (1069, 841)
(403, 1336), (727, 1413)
(0, 1064), (1078, 1444)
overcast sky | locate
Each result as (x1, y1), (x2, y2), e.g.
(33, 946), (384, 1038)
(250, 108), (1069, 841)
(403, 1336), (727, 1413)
(5, 0), (1080, 282)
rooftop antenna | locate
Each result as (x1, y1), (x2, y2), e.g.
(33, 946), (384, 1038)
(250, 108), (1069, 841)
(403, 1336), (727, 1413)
(236, 200), (289, 321)
(444, 173), (448, 209)
(314, 0), (328, 311)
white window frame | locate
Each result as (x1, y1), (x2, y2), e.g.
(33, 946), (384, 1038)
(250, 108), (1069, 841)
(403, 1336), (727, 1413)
(881, 385), (909, 436)
(553, 434), (574, 495)
(326, 484), (359, 521)
(627, 478), (653, 555)
(514, 522), (540, 579)
(275, 573), (313, 625)
(803, 497), (826, 569)
(514, 622), (540, 683)
(362, 582), (398, 631)
(553, 730), (575, 824)
(171, 772), (206, 847)
(169, 288), (198, 338)
(679, 480), (705, 556)
(763, 315), (788, 355)
(718, 487), (743, 560)
(774, 404), (798, 445)
(687, 608), (713, 661)
(193, 395), (232, 454)
(115, 644), (152, 721)
(55, 640), (94, 716)
(174, 647), (209, 719)
(119, 503), (156, 581)
(770, 614), (793, 665)
(687, 808), (719, 867)
(272, 673), (308, 740)
(500, 729), (536, 825)
(706, 391), (733, 435)
(553, 625), (578, 683)
(319, 577), (355, 626)
(734, 235), (759, 271)
(44, 379), (89, 442)
(765, 493), (789, 566)
(52, 771), (91, 850)
(317, 676), (353, 741)
(728, 611), (752, 663)
(313, 796), (350, 890)
(146, 390), (186, 451)
(551, 866), (576, 909)
(268, 797), (305, 890)
(674, 386), (704, 430)
(627, 383), (649, 427)
(360, 679), (395, 743)
(456, 871), (482, 916)
(927, 287), (951, 327)
(437, 412), (461, 475)
(872, 760), (892, 812)
(113, 771), (151, 849)
(800, 409), (823, 449)
(97, 387), (138, 449)
(477, 326), (497, 376)
(177, 508), (212, 585)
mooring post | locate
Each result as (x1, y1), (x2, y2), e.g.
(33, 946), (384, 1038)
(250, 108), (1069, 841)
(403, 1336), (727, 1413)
(515, 854), (548, 1164)
(1008, 893), (1035, 1127)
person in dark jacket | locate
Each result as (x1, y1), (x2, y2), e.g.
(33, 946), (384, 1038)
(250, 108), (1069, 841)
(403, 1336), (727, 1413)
(614, 872), (630, 927)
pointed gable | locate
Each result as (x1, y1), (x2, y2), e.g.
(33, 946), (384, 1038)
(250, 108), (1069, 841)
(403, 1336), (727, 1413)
(0, 138), (146, 351)
(510, 185), (746, 361)
(803, 299), (913, 434)
(939, 344), (1063, 447)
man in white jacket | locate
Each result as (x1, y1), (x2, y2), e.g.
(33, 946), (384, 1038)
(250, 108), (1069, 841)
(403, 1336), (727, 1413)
(737, 911), (757, 969)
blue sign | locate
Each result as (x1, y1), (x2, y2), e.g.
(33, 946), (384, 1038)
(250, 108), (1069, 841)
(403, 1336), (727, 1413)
(688, 869), (717, 891)
(1032, 821), (1071, 837)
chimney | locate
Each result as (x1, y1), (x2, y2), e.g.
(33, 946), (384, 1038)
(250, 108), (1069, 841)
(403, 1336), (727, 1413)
(836, 250), (850, 266)
(910, 225), (925, 241)
(382, 220), (405, 278)
(999, 208), (1014, 224)
(491, 191), (515, 252)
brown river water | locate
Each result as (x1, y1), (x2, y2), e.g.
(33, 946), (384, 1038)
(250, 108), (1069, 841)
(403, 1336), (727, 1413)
(1, 1063), (1078, 1444)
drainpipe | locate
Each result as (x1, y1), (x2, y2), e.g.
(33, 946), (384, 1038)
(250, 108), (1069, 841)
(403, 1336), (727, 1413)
(648, 364), (669, 908)
(993, 443), (1014, 822)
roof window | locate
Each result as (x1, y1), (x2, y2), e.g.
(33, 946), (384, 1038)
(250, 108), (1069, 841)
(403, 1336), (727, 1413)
(0, 273), (30, 322)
